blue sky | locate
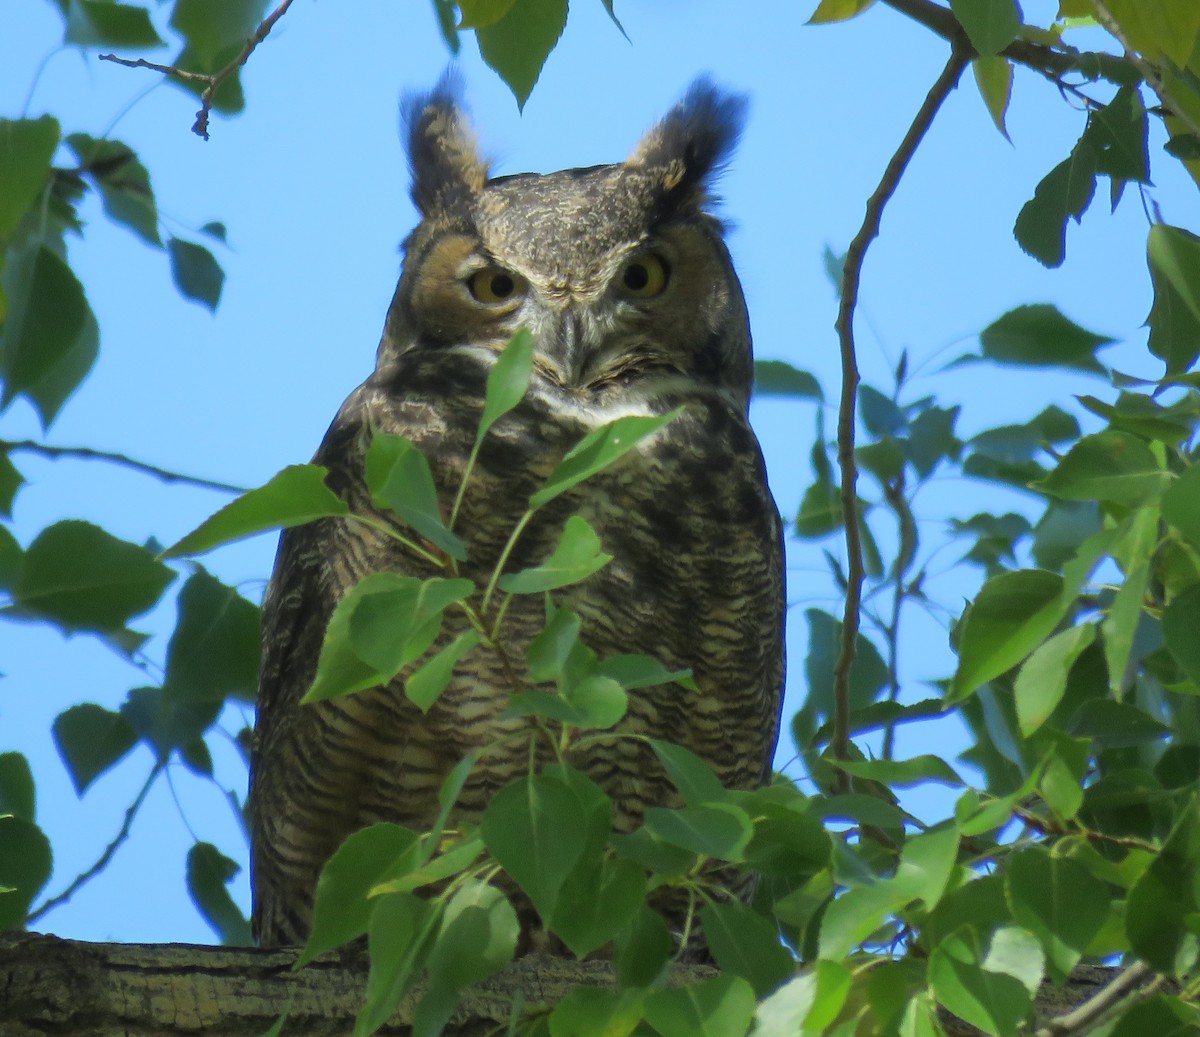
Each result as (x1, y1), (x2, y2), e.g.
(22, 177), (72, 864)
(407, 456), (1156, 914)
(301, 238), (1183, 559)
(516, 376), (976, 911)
(3, 0), (1198, 943)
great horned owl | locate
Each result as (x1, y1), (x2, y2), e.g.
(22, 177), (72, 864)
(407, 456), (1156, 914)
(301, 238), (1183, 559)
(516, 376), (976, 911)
(250, 77), (785, 947)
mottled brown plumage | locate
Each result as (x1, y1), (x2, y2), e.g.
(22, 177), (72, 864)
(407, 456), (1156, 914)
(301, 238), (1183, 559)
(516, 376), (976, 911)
(250, 78), (785, 948)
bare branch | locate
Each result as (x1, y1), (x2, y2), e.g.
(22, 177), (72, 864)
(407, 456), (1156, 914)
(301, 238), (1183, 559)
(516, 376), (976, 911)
(99, 0), (296, 140)
(24, 763), (163, 927)
(1036, 961), (1159, 1037)
(2, 439), (246, 494)
(831, 46), (971, 778)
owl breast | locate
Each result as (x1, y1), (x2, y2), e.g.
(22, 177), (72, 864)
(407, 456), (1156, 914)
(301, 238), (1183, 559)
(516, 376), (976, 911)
(249, 76), (785, 950)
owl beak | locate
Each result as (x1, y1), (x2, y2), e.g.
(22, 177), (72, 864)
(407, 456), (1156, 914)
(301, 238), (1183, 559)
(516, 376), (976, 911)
(537, 309), (590, 388)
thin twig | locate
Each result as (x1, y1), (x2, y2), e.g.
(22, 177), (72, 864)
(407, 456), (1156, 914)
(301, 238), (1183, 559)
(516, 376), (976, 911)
(1035, 961), (1158, 1037)
(831, 46), (970, 782)
(1092, 0), (1200, 142)
(25, 762), (164, 926)
(1, 439), (246, 494)
(99, 0), (296, 140)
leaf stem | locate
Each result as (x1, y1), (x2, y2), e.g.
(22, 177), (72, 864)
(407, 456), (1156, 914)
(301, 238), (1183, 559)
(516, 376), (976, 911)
(24, 760), (164, 927)
(832, 45), (970, 786)
(347, 514), (443, 568)
(481, 510), (534, 612)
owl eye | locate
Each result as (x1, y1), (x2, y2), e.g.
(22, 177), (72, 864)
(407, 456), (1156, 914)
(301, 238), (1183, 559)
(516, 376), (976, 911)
(618, 253), (669, 298)
(468, 266), (525, 307)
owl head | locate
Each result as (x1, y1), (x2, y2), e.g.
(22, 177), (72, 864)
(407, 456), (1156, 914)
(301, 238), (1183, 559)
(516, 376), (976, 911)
(375, 76), (754, 411)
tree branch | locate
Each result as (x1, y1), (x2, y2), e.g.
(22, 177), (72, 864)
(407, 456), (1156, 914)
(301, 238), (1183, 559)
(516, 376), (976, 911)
(99, 0), (296, 140)
(881, 0), (1077, 76)
(831, 46), (970, 778)
(24, 763), (163, 927)
(1036, 961), (1158, 1037)
(2, 439), (246, 494)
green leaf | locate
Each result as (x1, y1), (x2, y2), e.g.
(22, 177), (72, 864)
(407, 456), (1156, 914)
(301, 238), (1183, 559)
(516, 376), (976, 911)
(551, 857), (646, 959)
(425, 880), (518, 989)
(649, 740), (725, 807)
(1086, 84), (1150, 183)
(1102, 506), (1157, 694)
(1005, 846), (1109, 983)
(359, 892), (439, 1036)
(951, 569), (1070, 701)
(51, 704), (137, 796)
(799, 609), (888, 735)
(0, 244), (98, 427)
(499, 515), (611, 592)
(1066, 699), (1171, 746)
(752, 962), (852, 1036)
(1147, 224), (1200, 373)
(0, 116), (60, 237)
(0, 815), (52, 929)
(185, 841), (252, 946)
(610, 827), (696, 877)
(1126, 800), (1200, 976)
(530, 410), (682, 508)
(615, 904), (673, 987)
(752, 360), (824, 401)
(170, 0), (268, 65)
(1037, 431), (1168, 505)
(164, 569), (260, 703)
(832, 755), (963, 788)
(406, 627), (481, 712)
(643, 803), (752, 860)
(1164, 582), (1200, 688)
(1014, 623), (1095, 736)
(643, 975), (756, 1037)
(701, 900), (794, 997)
(457, 0), (517, 29)
(480, 774), (589, 921)
(807, 0), (877, 23)
(526, 601), (581, 683)
(567, 675), (628, 729)
(979, 304), (1113, 372)
(972, 55), (1013, 138)
(119, 685), (220, 760)
(167, 237), (224, 311)
(1014, 145), (1097, 268)
(13, 520), (173, 632)
(299, 822), (420, 966)
(65, 1), (164, 48)
(476, 327), (534, 444)
(550, 986), (646, 1037)
(950, 0), (1019, 55)
(163, 465), (348, 557)
(0, 753), (35, 822)
(0, 452), (23, 519)
(1163, 465), (1200, 549)
(1109, 997), (1200, 1037)
(892, 827), (961, 907)
(475, 0), (568, 109)
(66, 134), (161, 246)
(348, 575), (473, 676)
(365, 433), (466, 560)
(598, 655), (694, 691)
(928, 926), (1034, 1037)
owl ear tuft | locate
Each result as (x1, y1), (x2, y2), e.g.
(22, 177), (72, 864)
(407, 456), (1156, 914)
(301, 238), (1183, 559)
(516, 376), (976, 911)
(628, 76), (748, 210)
(403, 72), (490, 215)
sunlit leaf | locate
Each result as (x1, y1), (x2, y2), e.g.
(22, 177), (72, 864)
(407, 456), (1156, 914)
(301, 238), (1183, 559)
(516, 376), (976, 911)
(499, 515), (611, 592)
(972, 55), (1012, 138)
(163, 465), (348, 558)
(0, 116), (60, 236)
(476, 326), (534, 444)
(950, 0), (1019, 55)
(752, 961), (852, 1036)
(807, 0), (877, 23)
(405, 627), (481, 712)
(1014, 623), (1095, 736)
(928, 926), (1033, 1037)
(365, 432), (466, 560)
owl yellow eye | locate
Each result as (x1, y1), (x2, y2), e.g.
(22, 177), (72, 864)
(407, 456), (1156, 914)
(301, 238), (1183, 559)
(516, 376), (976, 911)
(468, 266), (525, 306)
(618, 253), (669, 298)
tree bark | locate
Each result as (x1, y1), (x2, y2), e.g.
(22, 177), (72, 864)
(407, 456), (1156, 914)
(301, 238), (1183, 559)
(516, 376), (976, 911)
(0, 931), (1154, 1036)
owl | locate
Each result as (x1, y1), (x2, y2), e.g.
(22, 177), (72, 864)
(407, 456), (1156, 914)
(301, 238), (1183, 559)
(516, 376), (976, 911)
(250, 76), (785, 949)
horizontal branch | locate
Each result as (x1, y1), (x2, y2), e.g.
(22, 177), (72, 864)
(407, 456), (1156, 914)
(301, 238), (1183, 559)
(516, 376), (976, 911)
(2, 439), (246, 494)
